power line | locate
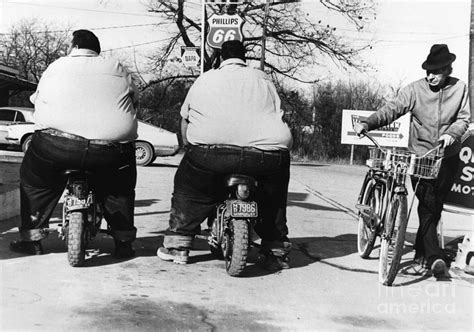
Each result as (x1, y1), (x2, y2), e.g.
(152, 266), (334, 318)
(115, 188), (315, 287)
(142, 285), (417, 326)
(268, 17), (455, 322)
(0, 23), (160, 36)
(375, 33), (469, 45)
(5, 1), (158, 17)
(334, 25), (467, 36)
(102, 38), (171, 52)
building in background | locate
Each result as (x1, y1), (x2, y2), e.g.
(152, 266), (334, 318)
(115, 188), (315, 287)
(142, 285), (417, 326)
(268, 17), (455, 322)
(0, 64), (36, 106)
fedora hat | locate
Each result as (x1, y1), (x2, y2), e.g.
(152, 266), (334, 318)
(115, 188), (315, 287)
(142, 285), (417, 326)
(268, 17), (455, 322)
(422, 44), (456, 70)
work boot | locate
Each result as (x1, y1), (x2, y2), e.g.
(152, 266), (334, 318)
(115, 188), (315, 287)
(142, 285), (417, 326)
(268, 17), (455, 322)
(263, 252), (290, 272)
(157, 247), (189, 264)
(114, 240), (135, 259)
(10, 240), (44, 255)
(431, 258), (449, 279)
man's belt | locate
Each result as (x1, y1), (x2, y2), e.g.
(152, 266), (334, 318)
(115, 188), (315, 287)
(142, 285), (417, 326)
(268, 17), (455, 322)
(41, 128), (133, 146)
(192, 144), (289, 155)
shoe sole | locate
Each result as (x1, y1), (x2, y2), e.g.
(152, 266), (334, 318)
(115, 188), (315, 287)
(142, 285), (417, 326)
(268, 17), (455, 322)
(157, 249), (188, 265)
(401, 266), (429, 276)
(431, 260), (447, 278)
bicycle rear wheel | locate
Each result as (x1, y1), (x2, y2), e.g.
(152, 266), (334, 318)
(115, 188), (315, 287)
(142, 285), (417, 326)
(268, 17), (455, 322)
(357, 181), (381, 258)
(379, 194), (408, 286)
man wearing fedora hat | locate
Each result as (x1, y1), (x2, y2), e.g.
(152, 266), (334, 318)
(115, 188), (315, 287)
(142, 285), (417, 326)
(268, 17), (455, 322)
(354, 44), (470, 278)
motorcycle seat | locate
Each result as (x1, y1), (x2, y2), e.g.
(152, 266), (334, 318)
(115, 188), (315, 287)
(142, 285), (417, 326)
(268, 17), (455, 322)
(62, 169), (92, 176)
(225, 174), (257, 187)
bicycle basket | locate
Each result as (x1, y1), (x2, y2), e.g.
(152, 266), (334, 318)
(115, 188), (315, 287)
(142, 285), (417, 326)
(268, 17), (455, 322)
(366, 147), (385, 169)
(386, 149), (411, 176)
(408, 154), (443, 179)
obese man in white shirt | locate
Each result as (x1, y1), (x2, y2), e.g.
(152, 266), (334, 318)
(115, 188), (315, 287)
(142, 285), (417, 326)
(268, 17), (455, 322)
(10, 30), (138, 259)
(157, 40), (293, 271)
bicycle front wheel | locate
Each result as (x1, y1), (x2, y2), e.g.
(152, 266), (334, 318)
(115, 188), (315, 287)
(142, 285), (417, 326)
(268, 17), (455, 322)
(379, 193), (408, 286)
(357, 180), (382, 258)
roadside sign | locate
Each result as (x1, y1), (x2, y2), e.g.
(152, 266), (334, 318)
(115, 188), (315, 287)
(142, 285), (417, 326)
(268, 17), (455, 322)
(206, 13), (244, 49)
(180, 46), (201, 67)
(341, 109), (410, 147)
(445, 128), (474, 210)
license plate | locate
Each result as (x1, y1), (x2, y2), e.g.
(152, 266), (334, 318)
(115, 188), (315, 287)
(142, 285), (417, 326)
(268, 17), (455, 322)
(230, 202), (258, 218)
(65, 198), (89, 210)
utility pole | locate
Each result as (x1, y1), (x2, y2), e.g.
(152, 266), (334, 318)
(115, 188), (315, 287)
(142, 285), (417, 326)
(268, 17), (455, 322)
(470, 0), (474, 121)
(260, 0), (270, 71)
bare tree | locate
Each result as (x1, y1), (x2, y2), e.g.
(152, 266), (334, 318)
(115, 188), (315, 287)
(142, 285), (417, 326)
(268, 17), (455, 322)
(0, 18), (71, 82)
(143, 0), (376, 85)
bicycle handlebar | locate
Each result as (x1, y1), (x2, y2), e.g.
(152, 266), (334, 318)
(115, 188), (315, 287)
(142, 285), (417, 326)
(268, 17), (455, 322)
(360, 130), (442, 158)
(359, 130), (384, 151)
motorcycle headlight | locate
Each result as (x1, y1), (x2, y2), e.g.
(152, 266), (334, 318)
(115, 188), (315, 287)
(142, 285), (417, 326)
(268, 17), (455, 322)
(236, 184), (250, 200)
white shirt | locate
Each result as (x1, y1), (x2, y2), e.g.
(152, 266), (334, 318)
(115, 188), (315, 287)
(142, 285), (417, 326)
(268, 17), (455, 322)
(31, 48), (138, 141)
(181, 58), (293, 150)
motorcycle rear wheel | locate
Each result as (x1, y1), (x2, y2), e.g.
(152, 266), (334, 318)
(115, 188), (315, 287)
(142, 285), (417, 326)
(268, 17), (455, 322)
(224, 219), (248, 277)
(66, 211), (86, 267)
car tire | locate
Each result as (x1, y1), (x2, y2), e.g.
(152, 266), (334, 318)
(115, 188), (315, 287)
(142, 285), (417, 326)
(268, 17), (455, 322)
(135, 141), (155, 166)
(22, 135), (32, 152)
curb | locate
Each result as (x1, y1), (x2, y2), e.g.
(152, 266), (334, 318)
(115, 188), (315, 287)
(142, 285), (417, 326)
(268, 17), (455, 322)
(0, 150), (23, 163)
(0, 183), (20, 221)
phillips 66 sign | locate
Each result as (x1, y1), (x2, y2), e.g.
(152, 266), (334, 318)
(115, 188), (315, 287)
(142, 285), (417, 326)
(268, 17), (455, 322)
(206, 13), (244, 49)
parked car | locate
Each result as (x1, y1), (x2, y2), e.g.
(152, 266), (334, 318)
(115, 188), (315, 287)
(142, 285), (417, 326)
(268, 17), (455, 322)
(0, 107), (35, 152)
(0, 106), (180, 166)
(135, 120), (180, 166)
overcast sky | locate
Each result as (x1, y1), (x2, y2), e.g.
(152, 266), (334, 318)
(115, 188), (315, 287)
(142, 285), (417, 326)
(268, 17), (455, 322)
(0, 0), (470, 86)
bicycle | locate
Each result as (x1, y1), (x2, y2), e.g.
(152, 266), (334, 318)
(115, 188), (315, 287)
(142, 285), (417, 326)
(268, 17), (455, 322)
(355, 131), (442, 286)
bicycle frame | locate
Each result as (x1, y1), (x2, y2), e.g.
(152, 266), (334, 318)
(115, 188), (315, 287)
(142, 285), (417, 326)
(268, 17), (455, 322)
(357, 161), (404, 234)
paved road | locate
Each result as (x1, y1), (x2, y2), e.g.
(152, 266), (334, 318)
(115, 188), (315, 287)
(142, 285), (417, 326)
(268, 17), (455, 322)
(1, 154), (473, 331)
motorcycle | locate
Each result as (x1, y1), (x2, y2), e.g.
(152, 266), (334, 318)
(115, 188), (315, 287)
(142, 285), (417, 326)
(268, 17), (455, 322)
(57, 170), (105, 267)
(205, 174), (259, 277)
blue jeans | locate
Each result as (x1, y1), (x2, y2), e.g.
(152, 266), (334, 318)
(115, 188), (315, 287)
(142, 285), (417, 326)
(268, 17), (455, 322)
(163, 145), (291, 251)
(19, 130), (137, 242)
(411, 155), (460, 267)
